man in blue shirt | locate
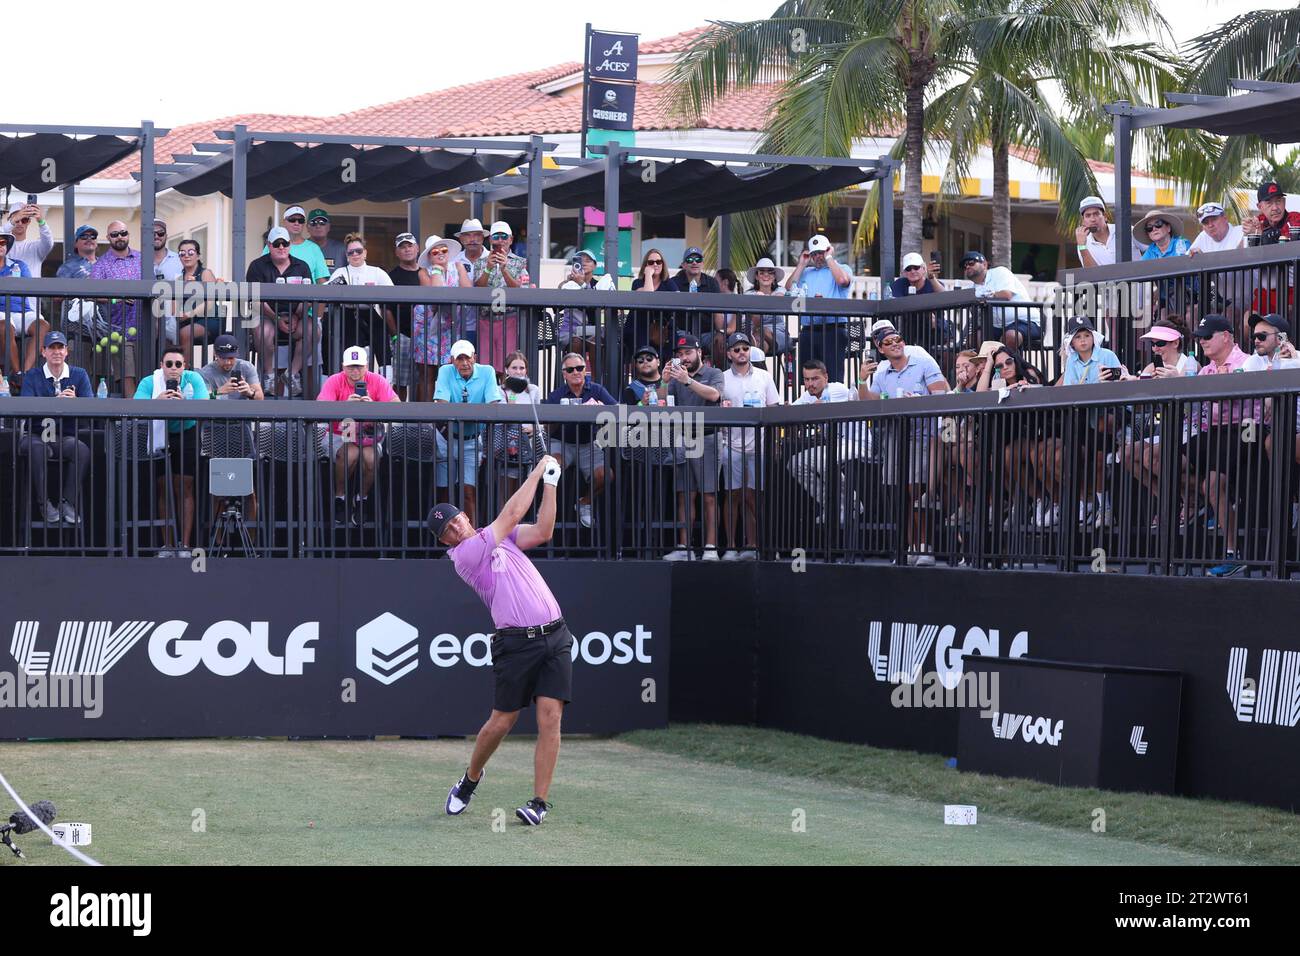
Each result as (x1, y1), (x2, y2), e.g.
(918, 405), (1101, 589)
(434, 339), (505, 525)
(543, 352), (617, 529)
(20, 331), (93, 525)
(785, 234), (852, 384)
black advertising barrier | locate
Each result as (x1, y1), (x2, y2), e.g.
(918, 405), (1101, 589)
(957, 657), (1181, 794)
(0, 558), (669, 738)
(752, 564), (1300, 810)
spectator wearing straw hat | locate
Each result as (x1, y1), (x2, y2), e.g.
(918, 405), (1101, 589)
(410, 235), (469, 401)
(1188, 202), (1244, 256)
(1075, 195), (1146, 267)
(1135, 210), (1191, 261)
(743, 257), (791, 361)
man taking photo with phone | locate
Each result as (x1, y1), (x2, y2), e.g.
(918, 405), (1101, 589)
(317, 345), (400, 527)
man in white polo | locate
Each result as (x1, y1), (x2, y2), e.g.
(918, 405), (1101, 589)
(1075, 195), (1146, 267)
(1188, 202), (1244, 256)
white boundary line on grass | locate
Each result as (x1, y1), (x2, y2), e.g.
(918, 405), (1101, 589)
(0, 767), (101, 865)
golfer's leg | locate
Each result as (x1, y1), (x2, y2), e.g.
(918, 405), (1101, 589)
(533, 696), (564, 801)
(468, 708), (520, 780)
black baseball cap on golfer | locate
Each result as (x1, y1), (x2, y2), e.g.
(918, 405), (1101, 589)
(427, 503), (463, 540)
(214, 334), (239, 354)
(959, 250), (986, 267)
(674, 333), (700, 351)
(1258, 182), (1285, 202)
(1193, 314), (1233, 338)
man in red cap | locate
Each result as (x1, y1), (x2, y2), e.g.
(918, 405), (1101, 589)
(1243, 182), (1300, 313)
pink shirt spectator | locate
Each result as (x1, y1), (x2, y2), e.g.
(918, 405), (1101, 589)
(317, 370), (398, 442)
(450, 527), (562, 629)
(1197, 345), (1259, 427)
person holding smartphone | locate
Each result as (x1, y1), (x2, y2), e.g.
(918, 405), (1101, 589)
(1241, 314), (1300, 372)
(317, 345), (400, 527)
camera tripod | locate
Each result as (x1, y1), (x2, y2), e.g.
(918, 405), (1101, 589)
(210, 500), (256, 558)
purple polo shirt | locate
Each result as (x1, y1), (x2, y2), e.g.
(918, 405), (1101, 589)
(449, 527), (562, 629)
(89, 249), (143, 329)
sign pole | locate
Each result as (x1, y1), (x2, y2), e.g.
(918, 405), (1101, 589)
(577, 22), (592, 250)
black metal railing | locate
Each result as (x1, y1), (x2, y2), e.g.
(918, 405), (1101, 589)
(0, 370), (1297, 579)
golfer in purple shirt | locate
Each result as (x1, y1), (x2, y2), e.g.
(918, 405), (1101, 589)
(429, 453), (567, 826)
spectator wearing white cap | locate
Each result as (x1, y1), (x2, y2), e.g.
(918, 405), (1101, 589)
(412, 235), (470, 401)
(1187, 202), (1244, 256)
(888, 252), (942, 298)
(450, 218), (489, 352)
(386, 232), (431, 400)
(262, 206), (329, 282)
(246, 226), (315, 396)
(433, 338), (505, 526)
(558, 249), (615, 369)
(1075, 195), (1146, 267)
(6, 200), (52, 278)
(472, 220), (530, 371)
(785, 234), (852, 383)
(317, 345), (400, 527)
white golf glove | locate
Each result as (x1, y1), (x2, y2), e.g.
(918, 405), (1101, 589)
(542, 458), (562, 486)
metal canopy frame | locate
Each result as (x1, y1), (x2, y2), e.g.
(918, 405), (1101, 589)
(149, 127), (557, 279)
(0, 121), (167, 261)
(484, 143), (900, 281)
(1106, 80), (1300, 262)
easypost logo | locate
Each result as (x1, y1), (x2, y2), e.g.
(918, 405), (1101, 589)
(356, 612), (420, 685)
(990, 712), (1064, 747)
(867, 620), (1029, 689)
(1226, 646), (1300, 727)
(354, 613), (654, 685)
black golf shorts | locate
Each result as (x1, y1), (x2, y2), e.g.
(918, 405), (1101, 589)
(490, 624), (574, 713)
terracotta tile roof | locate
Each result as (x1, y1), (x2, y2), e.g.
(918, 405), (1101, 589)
(640, 26), (710, 54)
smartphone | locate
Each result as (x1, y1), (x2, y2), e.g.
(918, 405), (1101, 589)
(354, 380), (368, 397)
(1151, 352), (1164, 370)
(25, 194), (36, 206)
(1103, 366), (1121, 381)
(230, 371), (242, 384)
(929, 250), (941, 267)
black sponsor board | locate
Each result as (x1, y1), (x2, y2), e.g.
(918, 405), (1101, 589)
(587, 80), (636, 131)
(957, 656), (1181, 793)
(0, 558), (669, 737)
(589, 31), (638, 80)
(750, 563), (1300, 809)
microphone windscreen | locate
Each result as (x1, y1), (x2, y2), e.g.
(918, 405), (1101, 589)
(11, 800), (56, 834)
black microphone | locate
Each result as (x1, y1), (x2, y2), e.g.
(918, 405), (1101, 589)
(1, 800), (55, 859)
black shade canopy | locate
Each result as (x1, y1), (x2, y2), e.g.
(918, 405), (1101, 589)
(0, 133), (138, 191)
(170, 141), (528, 202)
(497, 158), (876, 216)
(1138, 83), (1300, 145)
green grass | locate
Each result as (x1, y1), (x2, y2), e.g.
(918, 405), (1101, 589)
(1, 726), (1291, 865)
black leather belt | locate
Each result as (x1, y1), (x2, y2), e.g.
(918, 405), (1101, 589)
(496, 619), (566, 639)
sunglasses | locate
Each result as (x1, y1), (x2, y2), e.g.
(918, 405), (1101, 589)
(878, 336), (903, 347)
(178, 248), (197, 255)
(271, 240), (290, 248)
(1253, 331), (1277, 341)
(489, 233), (510, 241)
(431, 247), (449, 255)
(729, 345), (750, 354)
(646, 259), (664, 266)
(903, 265), (923, 272)
(347, 248), (365, 255)
(756, 268), (775, 274)
(1146, 220), (1169, 231)
(153, 230), (166, 238)
(309, 218), (329, 225)
(684, 256), (703, 264)
(108, 230), (129, 239)
(77, 234), (97, 241)
(564, 365), (586, 373)
(163, 360), (185, 368)
(995, 360), (1015, 370)
(285, 217), (306, 224)
(635, 354), (657, 362)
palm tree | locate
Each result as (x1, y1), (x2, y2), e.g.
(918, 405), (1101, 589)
(667, 0), (1175, 272)
(1170, 5), (1300, 213)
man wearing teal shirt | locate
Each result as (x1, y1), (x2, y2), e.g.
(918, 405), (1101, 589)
(262, 205), (329, 281)
(133, 345), (211, 556)
(434, 339), (505, 526)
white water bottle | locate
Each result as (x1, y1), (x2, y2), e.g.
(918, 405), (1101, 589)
(97, 378), (109, 398)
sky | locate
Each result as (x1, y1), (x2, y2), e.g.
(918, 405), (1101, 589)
(22, 0), (1299, 129)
